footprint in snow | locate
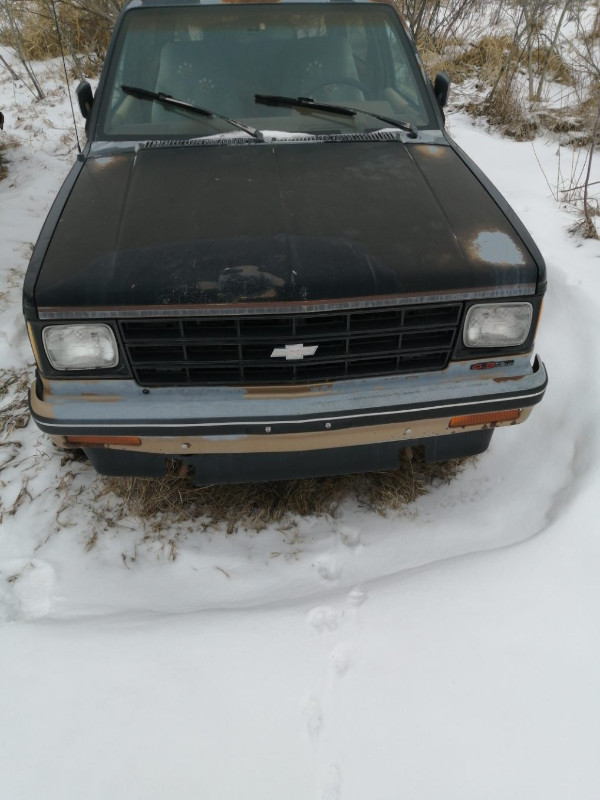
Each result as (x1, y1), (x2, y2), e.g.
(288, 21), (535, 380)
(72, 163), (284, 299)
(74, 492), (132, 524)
(330, 644), (351, 677)
(347, 586), (368, 607)
(1, 559), (55, 621)
(315, 554), (340, 581)
(321, 764), (341, 800)
(307, 606), (338, 633)
(337, 524), (361, 549)
(305, 697), (323, 738)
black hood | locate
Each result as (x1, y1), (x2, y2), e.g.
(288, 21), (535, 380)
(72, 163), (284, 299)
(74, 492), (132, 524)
(35, 140), (540, 312)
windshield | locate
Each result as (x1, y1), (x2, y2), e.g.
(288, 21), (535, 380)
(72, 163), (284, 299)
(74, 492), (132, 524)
(98, 3), (435, 139)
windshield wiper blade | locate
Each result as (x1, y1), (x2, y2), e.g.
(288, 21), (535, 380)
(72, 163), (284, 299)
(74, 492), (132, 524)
(122, 85), (264, 141)
(255, 93), (418, 139)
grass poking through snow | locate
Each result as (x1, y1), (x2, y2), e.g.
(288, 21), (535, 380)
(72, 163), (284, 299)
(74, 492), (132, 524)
(104, 450), (467, 533)
(0, 369), (469, 533)
(0, 369), (31, 441)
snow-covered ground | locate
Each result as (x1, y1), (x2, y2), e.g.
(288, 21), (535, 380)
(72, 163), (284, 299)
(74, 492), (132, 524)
(1, 54), (600, 799)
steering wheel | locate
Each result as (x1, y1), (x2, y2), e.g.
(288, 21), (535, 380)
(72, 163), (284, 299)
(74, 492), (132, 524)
(305, 78), (366, 98)
(384, 86), (421, 116)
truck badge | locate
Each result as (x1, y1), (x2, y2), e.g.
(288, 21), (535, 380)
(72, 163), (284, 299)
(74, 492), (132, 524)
(271, 344), (319, 360)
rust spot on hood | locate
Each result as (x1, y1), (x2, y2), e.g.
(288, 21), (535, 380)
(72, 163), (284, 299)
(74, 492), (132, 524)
(467, 230), (527, 267)
(198, 264), (285, 301)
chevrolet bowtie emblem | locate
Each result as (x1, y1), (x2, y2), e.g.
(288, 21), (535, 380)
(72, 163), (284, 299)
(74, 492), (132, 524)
(271, 343), (319, 360)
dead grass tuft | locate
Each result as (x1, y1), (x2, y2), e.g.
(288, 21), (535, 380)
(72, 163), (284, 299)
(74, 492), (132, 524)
(0, 370), (32, 478)
(449, 35), (516, 85)
(570, 216), (599, 240)
(0, 367), (466, 533)
(0, 134), (21, 181)
(531, 44), (573, 87)
(0, 0), (115, 65)
(0, 370), (31, 441)
(104, 449), (468, 533)
(481, 86), (538, 141)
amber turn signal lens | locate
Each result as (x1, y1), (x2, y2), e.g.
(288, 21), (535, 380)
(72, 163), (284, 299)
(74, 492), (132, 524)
(449, 410), (520, 429)
(66, 435), (142, 446)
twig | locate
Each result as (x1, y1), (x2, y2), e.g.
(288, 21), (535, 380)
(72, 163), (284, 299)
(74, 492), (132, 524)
(560, 180), (600, 193)
(582, 98), (600, 237)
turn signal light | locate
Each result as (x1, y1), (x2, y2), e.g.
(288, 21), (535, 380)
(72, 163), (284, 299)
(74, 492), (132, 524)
(66, 435), (142, 446)
(449, 410), (520, 429)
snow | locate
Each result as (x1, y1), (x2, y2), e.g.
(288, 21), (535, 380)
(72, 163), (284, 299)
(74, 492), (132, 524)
(2, 49), (600, 799)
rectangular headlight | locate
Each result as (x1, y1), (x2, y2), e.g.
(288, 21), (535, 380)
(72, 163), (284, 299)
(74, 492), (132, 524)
(463, 303), (533, 348)
(42, 324), (119, 370)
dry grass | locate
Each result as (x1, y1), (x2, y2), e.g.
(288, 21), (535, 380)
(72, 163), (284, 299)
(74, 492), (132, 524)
(448, 35), (516, 85)
(555, 91), (600, 147)
(0, 267), (25, 306)
(462, 86), (538, 141)
(483, 86), (539, 141)
(0, 0), (116, 67)
(531, 44), (573, 87)
(570, 215), (599, 240)
(427, 34), (541, 141)
(0, 134), (21, 183)
(441, 32), (578, 143)
(0, 369), (32, 486)
(0, 370), (31, 440)
(0, 365), (467, 534)
(441, 33), (572, 90)
(104, 449), (468, 533)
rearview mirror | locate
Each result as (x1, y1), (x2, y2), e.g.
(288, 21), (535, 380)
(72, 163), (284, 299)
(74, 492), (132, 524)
(433, 72), (450, 109)
(76, 81), (94, 119)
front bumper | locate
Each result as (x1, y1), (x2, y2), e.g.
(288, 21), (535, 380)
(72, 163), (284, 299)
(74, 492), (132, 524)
(30, 356), (547, 482)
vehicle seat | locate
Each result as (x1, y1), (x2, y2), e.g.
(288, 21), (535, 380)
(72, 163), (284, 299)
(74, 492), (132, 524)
(280, 35), (365, 103)
(152, 38), (244, 122)
(225, 31), (295, 114)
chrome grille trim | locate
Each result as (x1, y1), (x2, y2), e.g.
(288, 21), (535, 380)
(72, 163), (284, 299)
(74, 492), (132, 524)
(119, 303), (462, 386)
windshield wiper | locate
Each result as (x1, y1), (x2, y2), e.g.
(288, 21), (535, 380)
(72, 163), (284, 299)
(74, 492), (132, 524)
(122, 85), (264, 141)
(255, 94), (418, 139)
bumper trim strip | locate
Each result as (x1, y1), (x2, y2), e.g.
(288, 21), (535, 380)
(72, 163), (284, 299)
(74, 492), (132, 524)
(31, 383), (547, 436)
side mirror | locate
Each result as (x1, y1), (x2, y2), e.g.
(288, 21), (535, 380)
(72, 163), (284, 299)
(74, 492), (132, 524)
(76, 81), (94, 119)
(433, 72), (450, 109)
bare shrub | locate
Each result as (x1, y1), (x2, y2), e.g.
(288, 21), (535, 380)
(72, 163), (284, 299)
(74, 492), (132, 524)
(0, 0), (123, 76)
(579, 97), (600, 238)
(557, 8), (600, 236)
(531, 41), (574, 88)
(400, 0), (490, 84)
(401, 0), (484, 47)
(0, 2), (45, 98)
(484, 85), (539, 140)
(450, 34), (516, 84)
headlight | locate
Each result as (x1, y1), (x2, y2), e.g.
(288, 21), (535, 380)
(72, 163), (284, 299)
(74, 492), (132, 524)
(42, 324), (119, 370)
(463, 303), (533, 348)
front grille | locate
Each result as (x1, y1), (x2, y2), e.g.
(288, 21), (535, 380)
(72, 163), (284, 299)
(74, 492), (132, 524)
(120, 303), (462, 386)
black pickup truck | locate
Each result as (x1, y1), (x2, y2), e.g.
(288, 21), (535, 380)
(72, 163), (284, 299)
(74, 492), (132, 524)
(23, 0), (547, 484)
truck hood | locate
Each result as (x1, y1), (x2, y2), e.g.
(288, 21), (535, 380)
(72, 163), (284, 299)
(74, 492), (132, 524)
(35, 140), (539, 313)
